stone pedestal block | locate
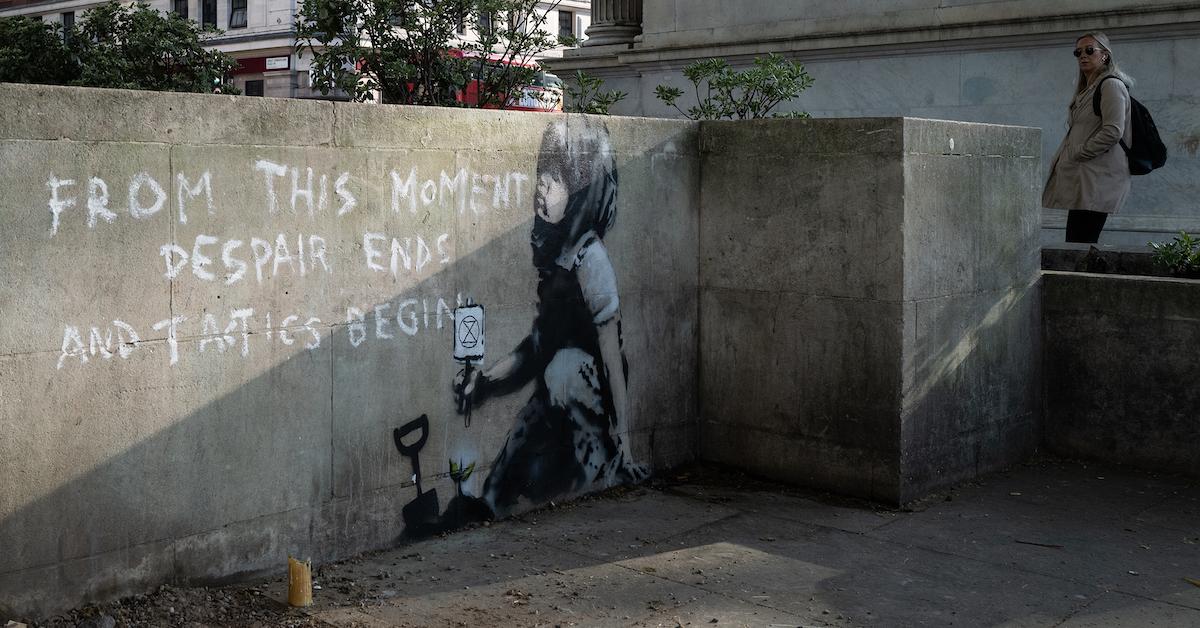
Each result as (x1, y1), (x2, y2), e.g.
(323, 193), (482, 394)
(698, 117), (1043, 504)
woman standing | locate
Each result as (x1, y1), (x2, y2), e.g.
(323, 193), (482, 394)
(1042, 32), (1134, 244)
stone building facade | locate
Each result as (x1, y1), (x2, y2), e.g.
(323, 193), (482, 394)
(558, 0), (1200, 246)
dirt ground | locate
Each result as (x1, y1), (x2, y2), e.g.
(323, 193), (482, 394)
(35, 583), (325, 628)
(35, 476), (720, 628)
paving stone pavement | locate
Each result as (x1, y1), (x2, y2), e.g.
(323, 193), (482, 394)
(44, 459), (1200, 627)
(254, 459), (1198, 628)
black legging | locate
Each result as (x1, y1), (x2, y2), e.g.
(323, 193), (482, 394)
(1065, 209), (1108, 244)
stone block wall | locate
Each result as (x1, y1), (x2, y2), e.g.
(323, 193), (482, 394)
(0, 83), (1047, 620)
(698, 118), (1043, 504)
(0, 83), (700, 619)
(898, 120), (1044, 500)
(698, 119), (908, 502)
(1043, 271), (1200, 476)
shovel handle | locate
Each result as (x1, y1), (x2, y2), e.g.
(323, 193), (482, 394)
(394, 415), (430, 494)
(393, 414), (430, 458)
(460, 363), (474, 428)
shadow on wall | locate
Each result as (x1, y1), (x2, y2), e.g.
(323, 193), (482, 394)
(899, 277), (1043, 497)
(0, 117), (699, 621)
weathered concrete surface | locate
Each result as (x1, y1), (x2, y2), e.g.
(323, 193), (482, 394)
(899, 119), (1044, 501)
(1043, 271), (1200, 477)
(0, 82), (700, 620)
(39, 460), (1200, 627)
(699, 117), (1043, 504)
(0, 82), (1061, 622)
(698, 118), (906, 503)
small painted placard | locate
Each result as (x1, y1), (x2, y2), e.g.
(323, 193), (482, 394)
(453, 305), (484, 362)
(265, 56), (290, 71)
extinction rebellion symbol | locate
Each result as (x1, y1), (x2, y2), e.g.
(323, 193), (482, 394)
(458, 315), (480, 349)
(452, 304), (485, 428)
(453, 305), (485, 362)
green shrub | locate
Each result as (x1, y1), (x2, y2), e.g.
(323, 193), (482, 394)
(0, 16), (76, 85)
(1149, 231), (1200, 277)
(565, 70), (626, 115)
(654, 53), (813, 120)
(71, 2), (239, 94)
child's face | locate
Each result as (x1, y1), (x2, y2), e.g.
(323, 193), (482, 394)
(535, 171), (569, 224)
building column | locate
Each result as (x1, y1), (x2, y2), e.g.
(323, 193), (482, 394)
(583, 0), (642, 47)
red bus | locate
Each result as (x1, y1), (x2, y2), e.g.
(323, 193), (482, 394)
(451, 50), (564, 113)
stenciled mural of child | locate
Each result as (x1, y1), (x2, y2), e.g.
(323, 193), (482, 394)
(454, 117), (646, 517)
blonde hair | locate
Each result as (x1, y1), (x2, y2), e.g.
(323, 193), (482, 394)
(1074, 32), (1135, 95)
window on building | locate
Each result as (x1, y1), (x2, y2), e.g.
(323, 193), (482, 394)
(172, 0), (187, 19)
(244, 80), (264, 96)
(456, 11), (466, 35)
(202, 0), (216, 27)
(61, 11), (74, 43)
(478, 11), (492, 37)
(558, 10), (574, 39)
(229, 0), (246, 28)
(509, 10), (526, 34)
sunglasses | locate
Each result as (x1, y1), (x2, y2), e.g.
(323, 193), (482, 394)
(1073, 46), (1101, 57)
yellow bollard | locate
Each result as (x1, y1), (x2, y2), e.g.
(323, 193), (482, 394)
(287, 556), (313, 607)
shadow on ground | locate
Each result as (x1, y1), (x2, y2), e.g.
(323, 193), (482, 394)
(39, 458), (1200, 628)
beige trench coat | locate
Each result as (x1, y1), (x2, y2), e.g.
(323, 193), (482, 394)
(1041, 72), (1133, 214)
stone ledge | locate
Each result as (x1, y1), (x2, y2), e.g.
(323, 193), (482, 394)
(0, 83), (335, 146)
(634, 2), (1200, 62)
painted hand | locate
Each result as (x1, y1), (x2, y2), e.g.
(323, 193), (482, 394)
(453, 367), (484, 414)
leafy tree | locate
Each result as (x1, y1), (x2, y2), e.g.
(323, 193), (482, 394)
(0, 17), (77, 84)
(295, 0), (563, 107)
(0, 2), (237, 93)
(468, 0), (562, 109)
(565, 69), (626, 115)
(69, 1), (239, 93)
(296, 0), (470, 105)
(655, 54), (814, 120)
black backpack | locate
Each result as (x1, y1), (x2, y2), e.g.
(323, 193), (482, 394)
(1093, 76), (1167, 175)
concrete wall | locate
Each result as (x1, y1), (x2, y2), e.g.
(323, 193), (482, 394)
(698, 118), (1043, 504)
(554, 1), (1200, 248)
(899, 121), (1045, 499)
(1043, 271), (1200, 476)
(0, 83), (1050, 620)
(0, 83), (700, 620)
